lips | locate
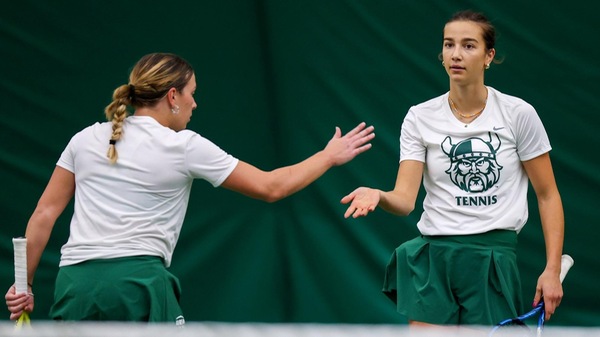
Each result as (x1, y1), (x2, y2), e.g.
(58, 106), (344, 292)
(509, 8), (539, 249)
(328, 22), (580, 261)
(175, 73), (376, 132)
(450, 65), (465, 70)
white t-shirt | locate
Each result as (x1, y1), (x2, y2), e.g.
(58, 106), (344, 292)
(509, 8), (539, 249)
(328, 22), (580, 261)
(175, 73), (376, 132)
(400, 87), (551, 235)
(57, 116), (239, 267)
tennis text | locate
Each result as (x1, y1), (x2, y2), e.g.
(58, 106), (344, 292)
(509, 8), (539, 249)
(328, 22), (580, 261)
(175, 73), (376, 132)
(455, 195), (498, 206)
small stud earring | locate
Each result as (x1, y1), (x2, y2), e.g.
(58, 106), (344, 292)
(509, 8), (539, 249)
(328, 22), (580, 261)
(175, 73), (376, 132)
(485, 64), (490, 70)
(171, 105), (180, 114)
(442, 61), (445, 66)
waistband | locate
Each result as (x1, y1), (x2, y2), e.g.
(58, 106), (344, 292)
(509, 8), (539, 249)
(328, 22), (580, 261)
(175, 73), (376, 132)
(65, 255), (164, 268)
(422, 229), (517, 248)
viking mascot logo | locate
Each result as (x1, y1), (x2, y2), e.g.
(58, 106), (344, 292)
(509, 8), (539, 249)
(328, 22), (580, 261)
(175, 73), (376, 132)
(441, 132), (503, 193)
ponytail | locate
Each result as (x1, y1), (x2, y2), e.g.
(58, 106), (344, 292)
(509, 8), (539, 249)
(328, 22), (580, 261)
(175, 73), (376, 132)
(104, 84), (132, 164)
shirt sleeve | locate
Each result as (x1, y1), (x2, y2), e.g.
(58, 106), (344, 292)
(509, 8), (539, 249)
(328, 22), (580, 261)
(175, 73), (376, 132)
(185, 133), (239, 187)
(56, 132), (80, 173)
(513, 102), (552, 161)
(399, 108), (427, 163)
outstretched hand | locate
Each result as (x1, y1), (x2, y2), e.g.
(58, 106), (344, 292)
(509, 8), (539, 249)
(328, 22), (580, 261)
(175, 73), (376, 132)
(323, 122), (374, 166)
(341, 187), (380, 218)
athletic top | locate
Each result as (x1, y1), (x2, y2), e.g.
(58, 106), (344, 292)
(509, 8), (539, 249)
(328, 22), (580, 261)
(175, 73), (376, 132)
(57, 116), (239, 267)
(400, 86), (551, 235)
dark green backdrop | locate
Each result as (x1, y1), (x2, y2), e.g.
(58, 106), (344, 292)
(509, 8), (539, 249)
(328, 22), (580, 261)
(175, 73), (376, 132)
(1, 0), (598, 326)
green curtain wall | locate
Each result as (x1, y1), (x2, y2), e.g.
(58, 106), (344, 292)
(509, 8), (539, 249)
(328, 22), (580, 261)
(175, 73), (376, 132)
(1, 0), (598, 326)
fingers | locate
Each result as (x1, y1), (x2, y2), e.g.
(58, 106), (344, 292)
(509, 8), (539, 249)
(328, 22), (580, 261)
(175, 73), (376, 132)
(342, 187), (379, 218)
(345, 126), (375, 156)
(532, 272), (564, 322)
(342, 200), (376, 219)
(344, 205), (370, 219)
(532, 293), (541, 308)
(350, 125), (375, 141)
(343, 123), (375, 143)
(5, 287), (33, 320)
(5, 285), (15, 300)
(542, 292), (563, 321)
(343, 207), (355, 219)
(340, 192), (354, 205)
(9, 302), (32, 321)
(545, 300), (556, 321)
(333, 126), (341, 139)
(354, 131), (375, 148)
(326, 125), (375, 166)
(353, 143), (373, 155)
(344, 122), (367, 138)
(342, 193), (357, 218)
(351, 206), (374, 218)
(7, 299), (28, 320)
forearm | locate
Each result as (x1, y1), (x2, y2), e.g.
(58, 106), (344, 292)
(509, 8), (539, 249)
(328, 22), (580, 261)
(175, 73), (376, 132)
(522, 154), (564, 273)
(538, 192), (564, 273)
(21, 167), (74, 285)
(224, 123), (374, 203)
(378, 160), (423, 216)
(265, 150), (333, 202)
(378, 190), (416, 216)
(24, 210), (57, 286)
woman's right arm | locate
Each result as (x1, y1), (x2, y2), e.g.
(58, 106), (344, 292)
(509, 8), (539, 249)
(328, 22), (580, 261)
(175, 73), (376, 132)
(25, 166), (75, 285)
(5, 166), (74, 319)
(342, 159), (424, 218)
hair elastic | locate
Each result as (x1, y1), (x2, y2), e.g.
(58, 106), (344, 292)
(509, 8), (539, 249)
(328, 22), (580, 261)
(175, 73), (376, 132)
(109, 139), (116, 145)
(129, 84), (136, 101)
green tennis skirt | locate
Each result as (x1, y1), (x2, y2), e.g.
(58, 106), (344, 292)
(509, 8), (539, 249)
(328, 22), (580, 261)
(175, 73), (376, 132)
(50, 256), (184, 324)
(382, 230), (524, 325)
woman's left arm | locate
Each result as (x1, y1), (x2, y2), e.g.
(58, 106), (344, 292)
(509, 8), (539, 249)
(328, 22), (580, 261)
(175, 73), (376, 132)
(522, 152), (564, 320)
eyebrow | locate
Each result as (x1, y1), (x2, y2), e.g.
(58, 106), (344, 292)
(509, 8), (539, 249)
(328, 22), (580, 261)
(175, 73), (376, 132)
(444, 37), (480, 43)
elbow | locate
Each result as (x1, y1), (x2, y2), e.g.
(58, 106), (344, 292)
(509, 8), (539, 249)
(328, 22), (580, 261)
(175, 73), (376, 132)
(25, 206), (59, 236)
(404, 203), (416, 216)
(252, 181), (289, 203)
(396, 207), (414, 217)
(258, 173), (297, 203)
(394, 209), (412, 216)
(263, 194), (281, 203)
(391, 202), (415, 217)
(262, 189), (289, 203)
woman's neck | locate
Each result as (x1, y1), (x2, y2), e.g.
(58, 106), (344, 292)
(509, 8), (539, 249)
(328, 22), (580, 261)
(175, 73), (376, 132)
(133, 105), (171, 128)
(449, 84), (487, 107)
(448, 84), (488, 122)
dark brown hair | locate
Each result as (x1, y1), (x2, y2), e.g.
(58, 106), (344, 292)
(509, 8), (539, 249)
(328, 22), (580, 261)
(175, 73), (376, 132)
(447, 10), (496, 50)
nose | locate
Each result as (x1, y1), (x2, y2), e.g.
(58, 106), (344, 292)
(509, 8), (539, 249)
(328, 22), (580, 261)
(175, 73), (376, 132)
(451, 47), (462, 61)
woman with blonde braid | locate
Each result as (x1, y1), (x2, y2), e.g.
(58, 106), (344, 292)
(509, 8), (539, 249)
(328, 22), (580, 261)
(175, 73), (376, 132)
(5, 53), (375, 323)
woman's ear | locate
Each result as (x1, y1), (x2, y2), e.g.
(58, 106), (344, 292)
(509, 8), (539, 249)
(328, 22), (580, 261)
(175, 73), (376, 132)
(486, 48), (496, 65)
(167, 87), (177, 104)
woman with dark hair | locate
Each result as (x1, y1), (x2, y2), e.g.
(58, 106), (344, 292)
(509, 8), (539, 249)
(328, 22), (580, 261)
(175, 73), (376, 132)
(342, 10), (564, 326)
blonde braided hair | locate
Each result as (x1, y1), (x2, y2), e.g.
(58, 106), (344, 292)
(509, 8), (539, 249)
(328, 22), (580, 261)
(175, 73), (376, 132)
(104, 85), (131, 164)
(103, 53), (194, 164)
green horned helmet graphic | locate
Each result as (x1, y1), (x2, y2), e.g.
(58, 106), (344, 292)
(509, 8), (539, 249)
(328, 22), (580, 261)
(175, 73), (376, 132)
(441, 132), (503, 193)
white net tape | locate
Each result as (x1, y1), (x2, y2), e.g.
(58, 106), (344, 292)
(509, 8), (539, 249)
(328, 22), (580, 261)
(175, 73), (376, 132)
(0, 322), (597, 337)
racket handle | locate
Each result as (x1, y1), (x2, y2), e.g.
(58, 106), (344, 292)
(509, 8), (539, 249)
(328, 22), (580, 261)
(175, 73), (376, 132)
(12, 237), (28, 294)
(559, 254), (574, 283)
